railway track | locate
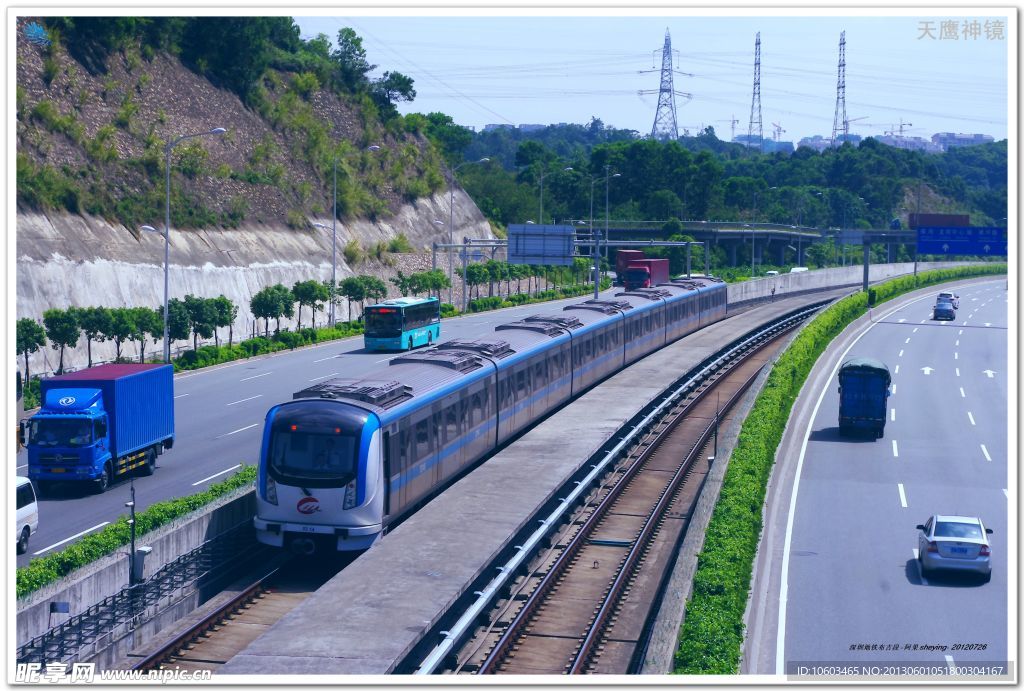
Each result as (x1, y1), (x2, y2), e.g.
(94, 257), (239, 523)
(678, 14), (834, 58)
(131, 557), (350, 673)
(411, 305), (818, 675)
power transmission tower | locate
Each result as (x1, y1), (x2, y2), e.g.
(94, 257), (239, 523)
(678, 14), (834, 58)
(747, 32), (763, 152)
(641, 29), (693, 141)
(831, 31), (847, 147)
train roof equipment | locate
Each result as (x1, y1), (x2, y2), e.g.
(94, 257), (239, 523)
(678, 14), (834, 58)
(389, 349), (486, 373)
(615, 287), (675, 301)
(495, 314), (584, 336)
(436, 338), (515, 359)
(564, 299), (634, 315)
(293, 379), (413, 409)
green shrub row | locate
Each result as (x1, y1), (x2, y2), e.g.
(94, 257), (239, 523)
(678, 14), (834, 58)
(17, 466), (257, 599)
(466, 279), (612, 313)
(674, 264), (1006, 674)
(170, 322), (363, 371)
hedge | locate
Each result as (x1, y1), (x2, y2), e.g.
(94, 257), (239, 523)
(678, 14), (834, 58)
(16, 465), (257, 599)
(674, 264), (1006, 673)
(466, 279), (613, 314)
(170, 322), (364, 371)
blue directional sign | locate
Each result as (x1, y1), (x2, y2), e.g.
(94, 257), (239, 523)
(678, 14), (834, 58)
(917, 226), (1007, 256)
(508, 224), (576, 266)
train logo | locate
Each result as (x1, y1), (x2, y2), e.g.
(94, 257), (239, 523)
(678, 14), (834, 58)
(296, 497), (321, 514)
(59, 396), (76, 406)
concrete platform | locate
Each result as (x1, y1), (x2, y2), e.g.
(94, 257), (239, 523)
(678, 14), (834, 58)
(221, 288), (853, 676)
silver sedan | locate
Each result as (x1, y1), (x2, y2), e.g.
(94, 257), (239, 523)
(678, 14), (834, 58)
(916, 515), (992, 581)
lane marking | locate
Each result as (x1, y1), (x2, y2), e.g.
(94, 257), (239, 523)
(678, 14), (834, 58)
(912, 327), (918, 333)
(904, 337), (911, 344)
(954, 352), (958, 360)
(192, 464), (242, 486)
(221, 423), (258, 437)
(912, 548), (919, 560)
(891, 408), (895, 422)
(959, 387), (965, 398)
(227, 394), (262, 406)
(313, 355), (337, 363)
(981, 444), (991, 462)
(17, 464), (27, 470)
(892, 440), (899, 457)
(955, 368), (960, 377)
(899, 349), (904, 357)
(894, 365), (900, 374)
(240, 372), (272, 382)
(955, 339), (959, 346)
(898, 483), (908, 508)
(967, 412), (975, 426)
(174, 393), (190, 399)
(34, 522), (110, 555)
(308, 372), (340, 382)
(772, 285), (1006, 674)
(374, 356), (393, 364)
(958, 329), (964, 335)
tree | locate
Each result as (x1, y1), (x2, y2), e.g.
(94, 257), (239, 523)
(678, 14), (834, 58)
(71, 306), (112, 369)
(162, 298), (191, 352)
(338, 276), (366, 322)
(269, 283), (295, 334)
(292, 280), (328, 330)
(390, 271), (413, 296)
(105, 308), (136, 361)
(358, 276), (388, 313)
(332, 27), (375, 91)
(250, 287), (278, 338)
(372, 71), (416, 117)
(42, 308), (80, 374)
(211, 295), (238, 347)
(130, 307), (162, 363)
(16, 318), (46, 384)
(183, 294), (216, 351)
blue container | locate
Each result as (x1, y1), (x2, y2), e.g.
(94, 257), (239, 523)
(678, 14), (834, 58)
(40, 364), (175, 457)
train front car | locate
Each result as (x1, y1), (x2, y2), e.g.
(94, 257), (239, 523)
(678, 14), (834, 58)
(255, 393), (384, 554)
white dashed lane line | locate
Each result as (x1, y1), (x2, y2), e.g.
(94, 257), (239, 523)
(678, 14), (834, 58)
(313, 355), (336, 363)
(960, 387), (965, 398)
(955, 368), (960, 377)
(892, 440), (899, 458)
(192, 464), (243, 486)
(891, 409), (896, 422)
(240, 372), (272, 382)
(894, 365), (900, 374)
(899, 349), (904, 357)
(967, 412), (976, 426)
(227, 394), (262, 406)
(904, 338), (911, 344)
(308, 372), (340, 382)
(34, 522), (111, 556)
(954, 352), (959, 360)
(219, 423), (259, 438)
(981, 444), (992, 462)
(912, 327), (918, 333)
(174, 393), (190, 399)
(898, 483), (908, 508)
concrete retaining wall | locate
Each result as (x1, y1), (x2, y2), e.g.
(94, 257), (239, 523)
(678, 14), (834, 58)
(16, 485), (256, 648)
(727, 261), (975, 304)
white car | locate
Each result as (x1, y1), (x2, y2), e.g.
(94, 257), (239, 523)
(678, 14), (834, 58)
(936, 291), (959, 309)
(917, 514), (992, 581)
(16, 477), (38, 555)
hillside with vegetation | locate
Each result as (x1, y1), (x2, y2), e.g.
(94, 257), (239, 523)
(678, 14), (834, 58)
(15, 17), (458, 230)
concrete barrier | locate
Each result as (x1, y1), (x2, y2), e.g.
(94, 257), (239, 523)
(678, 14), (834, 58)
(16, 485), (256, 648)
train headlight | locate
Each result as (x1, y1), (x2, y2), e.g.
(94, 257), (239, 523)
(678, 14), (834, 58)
(264, 476), (279, 505)
(342, 479), (357, 509)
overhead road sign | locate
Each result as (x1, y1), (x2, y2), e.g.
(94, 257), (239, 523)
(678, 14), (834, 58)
(917, 226), (1007, 256)
(508, 224), (576, 266)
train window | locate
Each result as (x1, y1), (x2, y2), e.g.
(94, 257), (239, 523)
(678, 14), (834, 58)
(459, 396), (470, 433)
(415, 416), (431, 457)
(516, 368), (526, 399)
(499, 376), (512, 408)
(444, 405), (458, 443)
(471, 391), (483, 426)
(533, 358), (546, 390)
(399, 426), (411, 472)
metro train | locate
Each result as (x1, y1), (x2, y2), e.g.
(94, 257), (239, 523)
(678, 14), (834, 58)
(255, 277), (728, 554)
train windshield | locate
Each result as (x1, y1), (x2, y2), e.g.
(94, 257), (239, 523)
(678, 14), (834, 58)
(267, 401), (367, 488)
(364, 308), (402, 337)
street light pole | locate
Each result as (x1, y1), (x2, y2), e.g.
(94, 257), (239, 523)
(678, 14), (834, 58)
(447, 157), (489, 307)
(537, 165), (573, 226)
(604, 167), (621, 282)
(158, 127), (226, 362)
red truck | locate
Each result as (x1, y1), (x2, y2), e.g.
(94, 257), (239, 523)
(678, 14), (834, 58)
(623, 258), (670, 290)
(614, 250), (645, 285)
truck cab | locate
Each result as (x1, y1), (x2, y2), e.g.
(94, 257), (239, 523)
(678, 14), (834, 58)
(21, 364), (174, 494)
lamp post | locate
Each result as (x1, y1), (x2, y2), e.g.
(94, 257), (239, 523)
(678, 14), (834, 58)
(149, 127), (226, 362)
(316, 144), (380, 326)
(430, 219), (445, 271)
(589, 168), (621, 295)
(447, 157), (490, 306)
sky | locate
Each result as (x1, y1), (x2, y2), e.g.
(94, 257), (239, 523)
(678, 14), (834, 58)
(295, 10), (1011, 144)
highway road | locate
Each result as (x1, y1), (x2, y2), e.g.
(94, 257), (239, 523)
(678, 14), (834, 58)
(754, 279), (1010, 678)
(16, 288), (623, 568)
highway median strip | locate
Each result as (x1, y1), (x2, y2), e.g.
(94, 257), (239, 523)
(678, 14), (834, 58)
(673, 263), (1006, 675)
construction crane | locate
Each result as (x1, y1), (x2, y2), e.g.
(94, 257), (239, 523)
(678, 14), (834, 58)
(884, 119), (915, 137)
(771, 121), (785, 141)
(716, 115), (740, 141)
(845, 115), (869, 131)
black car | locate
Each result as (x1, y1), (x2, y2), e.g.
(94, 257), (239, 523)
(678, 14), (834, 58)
(933, 300), (956, 321)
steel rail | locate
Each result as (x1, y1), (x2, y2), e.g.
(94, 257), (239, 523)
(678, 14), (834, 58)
(131, 566), (280, 671)
(413, 304), (820, 674)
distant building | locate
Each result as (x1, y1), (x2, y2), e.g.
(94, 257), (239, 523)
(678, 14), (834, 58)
(483, 124), (515, 132)
(875, 135), (942, 153)
(797, 135), (832, 152)
(932, 132), (996, 150)
(518, 124), (546, 133)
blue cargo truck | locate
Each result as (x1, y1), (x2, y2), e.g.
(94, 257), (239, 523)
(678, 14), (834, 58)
(20, 364), (175, 494)
(837, 357), (891, 439)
